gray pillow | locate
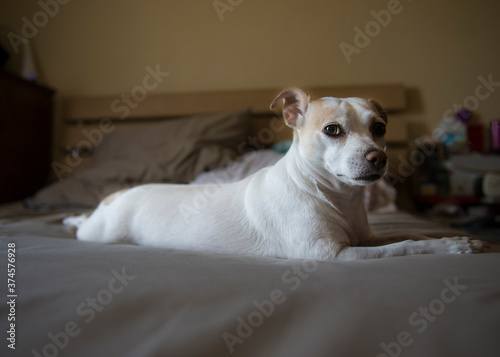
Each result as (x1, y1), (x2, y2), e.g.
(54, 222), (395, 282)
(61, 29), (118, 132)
(30, 108), (250, 208)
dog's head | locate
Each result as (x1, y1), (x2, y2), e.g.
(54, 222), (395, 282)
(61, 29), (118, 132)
(271, 88), (388, 186)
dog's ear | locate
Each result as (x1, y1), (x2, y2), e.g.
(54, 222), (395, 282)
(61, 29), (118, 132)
(368, 99), (388, 123)
(270, 88), (310, 128)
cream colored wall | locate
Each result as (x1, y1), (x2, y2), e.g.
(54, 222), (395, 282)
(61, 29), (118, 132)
(1, 0), (500, 139)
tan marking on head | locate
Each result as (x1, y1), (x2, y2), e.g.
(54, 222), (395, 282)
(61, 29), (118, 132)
(103, 188), (130, 205)
(308, 99), (342, 130)
(296, 99), (344, 157)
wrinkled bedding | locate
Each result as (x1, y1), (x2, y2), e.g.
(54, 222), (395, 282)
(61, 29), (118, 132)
(1, 203), (499, 357)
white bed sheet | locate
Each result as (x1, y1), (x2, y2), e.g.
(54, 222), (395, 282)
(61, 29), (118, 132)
(0, 204), (499, 357)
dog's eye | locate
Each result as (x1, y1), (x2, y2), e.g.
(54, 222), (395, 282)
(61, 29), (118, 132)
(323, 124), (343, 137)
(372, 122), (386, 136)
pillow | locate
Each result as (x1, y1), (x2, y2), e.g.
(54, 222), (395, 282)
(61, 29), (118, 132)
(190, 150), (283, 184)
(80, 108), (251, 184)
(29, 109), (250, 208)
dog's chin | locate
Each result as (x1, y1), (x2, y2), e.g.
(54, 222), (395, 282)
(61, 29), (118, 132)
(337, 173), (383, 186)
(353, 174), (382, 185)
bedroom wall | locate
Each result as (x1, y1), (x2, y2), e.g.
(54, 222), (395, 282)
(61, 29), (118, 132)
(1, 0), (500, 140)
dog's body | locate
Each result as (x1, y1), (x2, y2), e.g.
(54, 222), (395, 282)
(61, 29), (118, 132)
(65, 88), (484, 260)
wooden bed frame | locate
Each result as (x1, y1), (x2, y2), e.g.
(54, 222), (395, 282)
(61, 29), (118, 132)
(56, 84), (409, 179)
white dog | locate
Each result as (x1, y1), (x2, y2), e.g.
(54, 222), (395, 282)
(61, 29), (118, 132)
(64, 88), (484, 260)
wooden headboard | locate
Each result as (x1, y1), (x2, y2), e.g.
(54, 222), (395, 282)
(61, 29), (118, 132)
(57, 83), (408, 177)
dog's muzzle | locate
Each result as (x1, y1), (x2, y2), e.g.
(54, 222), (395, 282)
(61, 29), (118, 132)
(352, 149), (387, 183)
(365, 150), (387, 170)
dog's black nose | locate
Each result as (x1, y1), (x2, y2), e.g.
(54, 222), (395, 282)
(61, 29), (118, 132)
(365, 150), (387, 170)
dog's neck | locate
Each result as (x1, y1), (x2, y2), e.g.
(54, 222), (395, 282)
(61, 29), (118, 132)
(283, 143), (366, 214)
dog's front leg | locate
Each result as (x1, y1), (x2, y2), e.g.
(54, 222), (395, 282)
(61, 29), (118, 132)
(361, 233), (435, 246)
(334, 237), (485, 261)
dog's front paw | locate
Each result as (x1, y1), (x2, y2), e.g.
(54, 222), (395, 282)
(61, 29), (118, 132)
(440, 236), (485, 254)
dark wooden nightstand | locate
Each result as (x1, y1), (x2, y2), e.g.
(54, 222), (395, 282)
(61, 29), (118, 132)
(0, 71), (55, 204)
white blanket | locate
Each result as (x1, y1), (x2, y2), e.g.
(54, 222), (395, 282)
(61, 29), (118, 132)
(1, 205), (499, 357)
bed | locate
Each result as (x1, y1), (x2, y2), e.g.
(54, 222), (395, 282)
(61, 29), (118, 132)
(1, 84), (499, 357)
